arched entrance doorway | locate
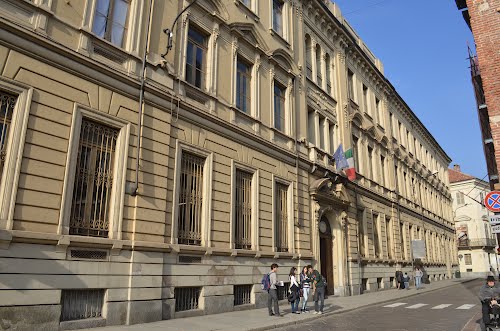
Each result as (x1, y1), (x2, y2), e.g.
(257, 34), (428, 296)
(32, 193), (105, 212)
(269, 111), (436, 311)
(319, 216), (334, 295)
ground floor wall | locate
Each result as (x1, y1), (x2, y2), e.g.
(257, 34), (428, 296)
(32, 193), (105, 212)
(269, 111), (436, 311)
(458, 248), (499, 278)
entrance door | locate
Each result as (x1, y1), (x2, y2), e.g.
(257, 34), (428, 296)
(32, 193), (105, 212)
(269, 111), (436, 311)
(319, 216), (334, 295)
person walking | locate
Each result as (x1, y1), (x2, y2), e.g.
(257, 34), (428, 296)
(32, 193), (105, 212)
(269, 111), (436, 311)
(300, 266), (311, 313)
(395, 270), (403, 289)
(289, 267), (300, 314)
(308, 265), (325, 314)
(403, 272), (410, 290)
(267, 263), (282, 317)
(415, 267), (423, 290)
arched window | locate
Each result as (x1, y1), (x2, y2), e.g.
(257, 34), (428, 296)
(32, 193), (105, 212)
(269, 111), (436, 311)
(305, 34), (312, 79)
(325, 53), (331, 93)
(316, 43), (322, 86)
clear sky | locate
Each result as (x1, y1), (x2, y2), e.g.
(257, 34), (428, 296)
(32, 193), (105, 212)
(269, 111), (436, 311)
(333, 0), (486, 179)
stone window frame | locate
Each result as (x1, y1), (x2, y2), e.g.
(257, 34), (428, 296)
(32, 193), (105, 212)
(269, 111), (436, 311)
(59, 104), (130, 239)
(231, 48), (260, 119)
(171, 141), (213, 247)
(269, 0), (292, 45)
(0, 77), (33, 231)
(271, 175), (294, 253)
(229, 160), (260, 251)
(79, 0), (145, 60)
(270, 72), (293, 137)
(357, 208), (367, 258)
(236, 0), (259, 17)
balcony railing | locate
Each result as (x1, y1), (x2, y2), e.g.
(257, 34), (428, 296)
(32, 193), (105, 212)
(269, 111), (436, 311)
(458, 238), (497, 248)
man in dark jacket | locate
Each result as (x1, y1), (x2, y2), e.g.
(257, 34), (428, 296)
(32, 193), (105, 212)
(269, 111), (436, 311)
(479, 275), (500, 326)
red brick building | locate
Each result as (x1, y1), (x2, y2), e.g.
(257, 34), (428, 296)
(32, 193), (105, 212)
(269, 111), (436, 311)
(456, 0), (500, 190)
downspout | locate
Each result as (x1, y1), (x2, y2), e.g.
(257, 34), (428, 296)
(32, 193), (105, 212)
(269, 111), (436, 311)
(130, 0), (154, 196)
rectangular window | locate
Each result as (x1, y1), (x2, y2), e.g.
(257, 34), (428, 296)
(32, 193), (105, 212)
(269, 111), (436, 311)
(325, 55), (332, 93)
(236, 58), (252, 113)
(235, 170), (252, 249)
(0, 92), (15, 177)
(61, 289), (105, 321)
(376, 98), (383, 126)
(241, 0), (251, 7)
(274, 82), (286, 132)
(389, 113), (394, 137)
(380, 155), (385, 186)
(186, 26), (207, 89)
(352, 136), (359, 171)
(175, 287), (201, 312)
(70, 119), (118, 238)
(362, 85), (368, 113)
(234, 285), (252, 306)
(400, 222), (405, 259)
(316, 45), (322, 86)
(367, 147), (373, 180)
(373, 213), (380, 258)
(347, 70), (354, 100)
(358, 209), (365, 257)
(386, 217), (393, 259)
(92, 0), (130, 48)
(272, 0), (284, 36)
(457, 192), (465, 205)
(329, 124), (335, 154)
(308, 109), (316, 145)
(464, 254), (472, 265)
(319, 115), (325, 151)
(275, 183), (288, 252)
(177, 152), (205, 245)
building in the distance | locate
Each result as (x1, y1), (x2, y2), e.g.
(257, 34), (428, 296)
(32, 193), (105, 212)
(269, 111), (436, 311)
(0, 0), (457, 329)
(449, 164), (498, 278)
(455, 0), (500, 190)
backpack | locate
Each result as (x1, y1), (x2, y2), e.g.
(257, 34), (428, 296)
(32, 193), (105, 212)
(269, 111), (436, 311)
(261, 273), (271, 291)
(322, 275), (328, 286)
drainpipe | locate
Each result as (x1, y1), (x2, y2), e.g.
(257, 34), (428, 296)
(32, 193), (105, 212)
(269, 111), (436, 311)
(130, 0), (154, 196)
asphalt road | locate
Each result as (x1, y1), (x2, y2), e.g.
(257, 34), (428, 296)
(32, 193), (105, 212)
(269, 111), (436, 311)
(277, 279), (485, 331)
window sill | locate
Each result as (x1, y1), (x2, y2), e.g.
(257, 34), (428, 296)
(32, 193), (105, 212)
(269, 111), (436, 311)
(234, 0), (260, 22)
(306, 76), (337, 104)
(269, 28), (290, 48)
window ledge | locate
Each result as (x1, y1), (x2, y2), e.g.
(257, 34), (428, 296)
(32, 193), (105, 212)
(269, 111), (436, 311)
(269, 28), (290, 48)
(231, 105), (261, 124)
(234, 0), (260, 22)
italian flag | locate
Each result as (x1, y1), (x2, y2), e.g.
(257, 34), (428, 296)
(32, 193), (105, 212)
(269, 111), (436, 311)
(344, 148), (356, 181)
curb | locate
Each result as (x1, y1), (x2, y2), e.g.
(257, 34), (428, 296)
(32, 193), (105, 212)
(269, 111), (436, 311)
(248, 279), (479, 331)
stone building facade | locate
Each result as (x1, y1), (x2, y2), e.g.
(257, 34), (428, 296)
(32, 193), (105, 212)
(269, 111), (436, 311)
(0, 0), (457, 329)
(449, 164), (498, 278)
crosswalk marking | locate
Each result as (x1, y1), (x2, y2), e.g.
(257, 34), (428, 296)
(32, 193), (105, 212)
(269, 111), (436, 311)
(431, 304), (453, 309)
(406, 304), (428, 309)
(456, 304), (476, 310)
(383, 302), (407, 308)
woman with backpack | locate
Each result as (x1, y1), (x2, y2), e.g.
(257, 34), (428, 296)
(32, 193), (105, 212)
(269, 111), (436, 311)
(300, 266), (311, 313)
(288, 267), (301, 314)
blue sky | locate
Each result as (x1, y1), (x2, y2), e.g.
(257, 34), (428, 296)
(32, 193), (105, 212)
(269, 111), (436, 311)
(333, 0), (485, 179)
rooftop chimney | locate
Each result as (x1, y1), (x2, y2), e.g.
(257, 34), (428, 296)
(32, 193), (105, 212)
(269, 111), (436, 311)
(453, 164), (461, 172)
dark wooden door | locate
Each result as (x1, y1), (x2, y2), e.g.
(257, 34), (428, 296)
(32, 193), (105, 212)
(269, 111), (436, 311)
(320, 235), (334, 295)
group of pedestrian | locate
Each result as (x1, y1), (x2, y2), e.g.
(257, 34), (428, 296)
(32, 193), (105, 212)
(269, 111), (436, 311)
(395, 267), (424, 290)
(265, 264), (326, 317)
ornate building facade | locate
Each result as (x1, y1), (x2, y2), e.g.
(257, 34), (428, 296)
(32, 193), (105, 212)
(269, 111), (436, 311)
(0, 0), (457, 329)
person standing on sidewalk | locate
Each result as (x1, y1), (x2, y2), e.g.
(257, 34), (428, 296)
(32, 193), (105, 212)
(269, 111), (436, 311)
(308, 265), (325, 314)
(289, 267), (300, 314)
(395, 270), (403, 289)
(300, 266), (311, 313)
(268, 264), (282, 317)
(403, 272), (410, 290)
(415, 267), (423, 290)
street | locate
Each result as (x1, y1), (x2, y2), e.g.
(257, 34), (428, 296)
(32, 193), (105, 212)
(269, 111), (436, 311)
(277, 279), (484, 331)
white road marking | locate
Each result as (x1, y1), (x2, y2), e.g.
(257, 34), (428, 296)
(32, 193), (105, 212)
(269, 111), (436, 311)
(405, 303), (428, 309)
(431, 304), (453, 309)
(383, 302), (407, 308)
(456, 304), (476, 310)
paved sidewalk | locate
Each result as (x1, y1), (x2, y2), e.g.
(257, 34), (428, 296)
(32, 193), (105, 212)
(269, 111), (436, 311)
(82, 278), (477, 331)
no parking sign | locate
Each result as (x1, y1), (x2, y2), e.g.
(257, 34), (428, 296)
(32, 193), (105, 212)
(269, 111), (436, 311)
(484, 191), (500, 212)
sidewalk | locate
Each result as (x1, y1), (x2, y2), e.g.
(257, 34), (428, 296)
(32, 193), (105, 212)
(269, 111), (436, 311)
(82, 278), (477, 331)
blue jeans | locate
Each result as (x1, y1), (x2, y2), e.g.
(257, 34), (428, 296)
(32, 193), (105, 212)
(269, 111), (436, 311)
(291, 297), (299, 312)
(404, 281), (409, 289)
(301, 287), (310, 310)
(415, 276), (422, 289)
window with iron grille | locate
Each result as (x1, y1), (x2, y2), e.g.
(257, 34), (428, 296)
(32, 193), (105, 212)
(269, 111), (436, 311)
(275, 183), (288, 252)
(464, 254), (472, 265)
(70, 119), (118, 237)
(277, 282), (290, 300)
(60, 289), (105, 322)
(234, 285), (252, 306)
(235, 170), (252, 249)
(178, 152), (205, 245)
(175, 287), (201, 312)
(92, 0), (130, 48)
(272, 0), (283, 36)
(0, 92), (15, 177)
(186, 26), (207, 89)
(236, 58), (252, 113)
(273, 82), (286, 132)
